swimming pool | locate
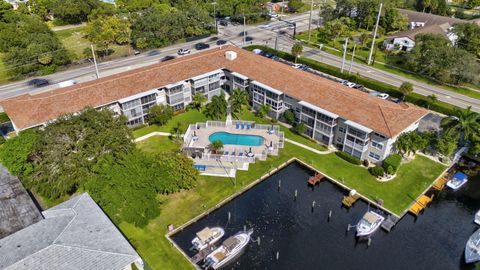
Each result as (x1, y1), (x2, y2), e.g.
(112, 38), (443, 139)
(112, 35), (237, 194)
(209, 132), (264, 146)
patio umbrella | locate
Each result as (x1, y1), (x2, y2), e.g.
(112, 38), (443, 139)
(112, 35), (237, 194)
(249, 147), (252, 153)
(270, 141), (273, 147)
(193, 131), (197, 137)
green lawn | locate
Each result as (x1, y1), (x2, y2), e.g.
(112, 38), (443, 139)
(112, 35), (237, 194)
(296, 31), (480, 99)
(122, 135), (446, 270)
(56, 27), (131, 61)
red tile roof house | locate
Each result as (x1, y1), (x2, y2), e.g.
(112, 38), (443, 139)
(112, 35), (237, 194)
(1, 46), (427, 163)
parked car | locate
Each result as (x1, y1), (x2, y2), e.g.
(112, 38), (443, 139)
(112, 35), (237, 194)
(353, 84), (364, 90)
(195, 43), (210, 50)
(27, 78), (49, 88)
(377, 93), (390, 100)
(58, 80), (77, 88)
(160, 55), (176, 62)
(177, 48), (190, 55)
(260, 23), (272, 28)
(219, 20), (228, 26)
(269, 12), (279, 18)
(134, 50), (141, 55)
(341, 80), (356, 88)
(263, 52), (273, 58)
(216, 39), (227, 45)
(292, 63), (307, 69)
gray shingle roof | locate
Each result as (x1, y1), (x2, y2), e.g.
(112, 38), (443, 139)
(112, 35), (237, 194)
(0, 193), (141, 270)
(0, 165), (42, 239)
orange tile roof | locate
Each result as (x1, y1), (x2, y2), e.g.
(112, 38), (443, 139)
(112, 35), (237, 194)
(1, 45), (427, 137)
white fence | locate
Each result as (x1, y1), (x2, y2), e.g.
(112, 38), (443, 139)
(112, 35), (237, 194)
(203, 153), (256, 163)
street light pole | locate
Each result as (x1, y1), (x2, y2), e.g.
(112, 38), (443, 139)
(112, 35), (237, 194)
(340, 37), (348, 73)
(349, 43), (356, 74)
(367, 2), (382, 65)
(212, 2), (217, 32)
(307, 0), (314, 44)
(90, 44), (100, 79)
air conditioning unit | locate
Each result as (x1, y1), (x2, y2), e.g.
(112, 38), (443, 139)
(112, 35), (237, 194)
(225, 51), (237, 61)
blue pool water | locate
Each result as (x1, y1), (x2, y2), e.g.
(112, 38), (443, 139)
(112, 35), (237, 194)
(209, 132), (264, 146)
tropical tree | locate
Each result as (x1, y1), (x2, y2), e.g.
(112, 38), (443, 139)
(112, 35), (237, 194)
(0, 129), (39, 177)
(441, 106), (480, 142)
(399, 82), (414, 101)
(293, 123), (305, 135)
(148, 104), (173, 126)
(256, 104), (271, 118)
(358, 32), (369, 49)
(435, 132), (459, 159)
(191, 93), (207, 110)
(229, 88), (249, 117)
(170, 122), (184, 142)
(83, 15), (131, 57)
(291, 43), (303, 64)
(204, 93), (227, 119)
(283, 109), (295, 125)
(209, 139), (223, 153)
(394, 131), (431, 157)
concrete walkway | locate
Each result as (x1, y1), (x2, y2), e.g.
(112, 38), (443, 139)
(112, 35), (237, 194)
(134, 131), (172, 142)
(283, 138), (334, 155)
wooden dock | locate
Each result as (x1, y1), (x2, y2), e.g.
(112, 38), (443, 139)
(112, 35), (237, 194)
(408, 194), (434, 216)
(190, 244), (216, 264)
(342, 193), (360, 208)
(432, 174), (450, 190)
(308, 173), (324, 186)
(381, 215), (400, 232)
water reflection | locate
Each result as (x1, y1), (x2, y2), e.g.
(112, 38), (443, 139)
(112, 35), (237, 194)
(173, 162), (479, 270)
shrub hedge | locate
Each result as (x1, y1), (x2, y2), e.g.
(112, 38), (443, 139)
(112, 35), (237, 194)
(244, 45), (457, 116)
(336, 151), (361, 165)
(369, 165), (385, 177)
(382, 154), (402, 173)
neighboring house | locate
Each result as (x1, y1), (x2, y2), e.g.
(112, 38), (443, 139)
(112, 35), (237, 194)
(266, 1), (288, 13)
(0, 46), (427, 163)
(397, 8), (466, 29)
(4, 0), (27, 9)
(0, 165), (42, 239)
(383, 23), (455, 51)
(0, 193), (143, 270)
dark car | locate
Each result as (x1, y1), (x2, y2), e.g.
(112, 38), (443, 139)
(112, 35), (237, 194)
(216, 39), (227, 45)
(219, 20), (228, 26)
(353, 84), (366, 91)
(195, 43), (210, 50)
(27, 78), (49, 88)
(160, 55), (176, 62)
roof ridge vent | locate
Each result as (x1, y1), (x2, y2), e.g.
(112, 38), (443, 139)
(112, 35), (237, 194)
(225, 51), (237, 61)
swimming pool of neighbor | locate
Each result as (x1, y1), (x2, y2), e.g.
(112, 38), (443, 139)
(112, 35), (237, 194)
(208, 132), (265, 147)
(172, 162), (480, 270)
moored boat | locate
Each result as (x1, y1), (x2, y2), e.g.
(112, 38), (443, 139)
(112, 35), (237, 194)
(203, 229), (253, 269)
(191, 227), (225, 251)
(446, 172), (468, 190)
(465, 229), (480, 263)
(475, 210), (480, 225)
(356, 211), (385, 237)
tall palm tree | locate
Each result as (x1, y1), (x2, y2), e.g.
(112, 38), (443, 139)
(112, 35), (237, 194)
(229, 88), (250, 117)
(441, 106), (480, 142)
(426, 94), (437, 109)
(291, 43), (303, 63)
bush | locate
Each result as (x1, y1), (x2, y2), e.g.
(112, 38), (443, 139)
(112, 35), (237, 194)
(369, 165), (385, 177)
(383, 154), (402, 173)
(336, 151), (361, 165)
(292, 123), (305, 135)
(363, 159), (370, 167)
(386, 165), (395, 175)
(283, 109), (295, 125)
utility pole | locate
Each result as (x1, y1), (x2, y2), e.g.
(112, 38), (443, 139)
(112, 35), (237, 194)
(90, 44), (99, 79)
(307, 0), (314, 43)
(243, 15), (246, 45)
(367, 2), (382, 65)
(349, 43), (356, 74)
(340, 37), (348, 73)
(275, 31), (279, 50)
(318, 2), (321, 28)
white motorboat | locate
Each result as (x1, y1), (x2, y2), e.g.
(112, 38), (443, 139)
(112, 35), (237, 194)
(475, 210), (480, 225)
(203, 230), (253, 269)
(446, 172), (468, 190)
(356, 211), (385, 237)
(191, 227), (225, 251)
(465, 229), (480, 263)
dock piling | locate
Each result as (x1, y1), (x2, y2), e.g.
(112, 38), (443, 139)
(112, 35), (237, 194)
(278, 179), (281, 191)
(257, 236), (261, 246)
(294, 189), (298, 201)
(228, 211), (231, 222)
(328, 210), (332, 221)
(367, 237), (372, 247)
(243, 225), (246, 232)
(276, 251), (279, 261)
(311, 200), (316, 212)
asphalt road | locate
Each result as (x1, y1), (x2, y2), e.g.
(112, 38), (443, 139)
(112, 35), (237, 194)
(0, 11), (478, 113)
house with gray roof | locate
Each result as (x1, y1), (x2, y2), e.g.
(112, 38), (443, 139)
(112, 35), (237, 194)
(0, 165), (42, 239)
(0, 193), (144, 270)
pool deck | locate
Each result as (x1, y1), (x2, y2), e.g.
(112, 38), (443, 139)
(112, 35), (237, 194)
(187, 124), (282, 157)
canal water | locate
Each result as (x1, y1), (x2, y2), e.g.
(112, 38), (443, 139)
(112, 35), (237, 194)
(172, 162), (480, 270)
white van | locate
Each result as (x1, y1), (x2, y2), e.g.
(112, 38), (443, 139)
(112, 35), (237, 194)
(58, 80), (77, 88)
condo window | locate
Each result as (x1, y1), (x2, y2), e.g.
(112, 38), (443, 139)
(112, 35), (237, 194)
(371, 141), (383, 150)
(368, 152), (380, 161)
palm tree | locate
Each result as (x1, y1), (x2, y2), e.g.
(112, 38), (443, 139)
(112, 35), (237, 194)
(204, 93), (227, 120)
(291, 43), (303, 63)
(426, 94), (437, 109)
(192, 93), (207, 110)
(441, 106), (480, 142)
(170, 122), (183, 142)
(399, 82), (414, 101)
(256, 104), (271, 118)
(229, 88), (250, 117)
(209, 139), (223, 154)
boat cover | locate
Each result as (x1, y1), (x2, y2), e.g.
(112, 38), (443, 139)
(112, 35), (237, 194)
(197, 227), (213, 243)
(364, 212), (380, 224)
(223, 236), (239, 252)
(453, 172), (468, 181)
